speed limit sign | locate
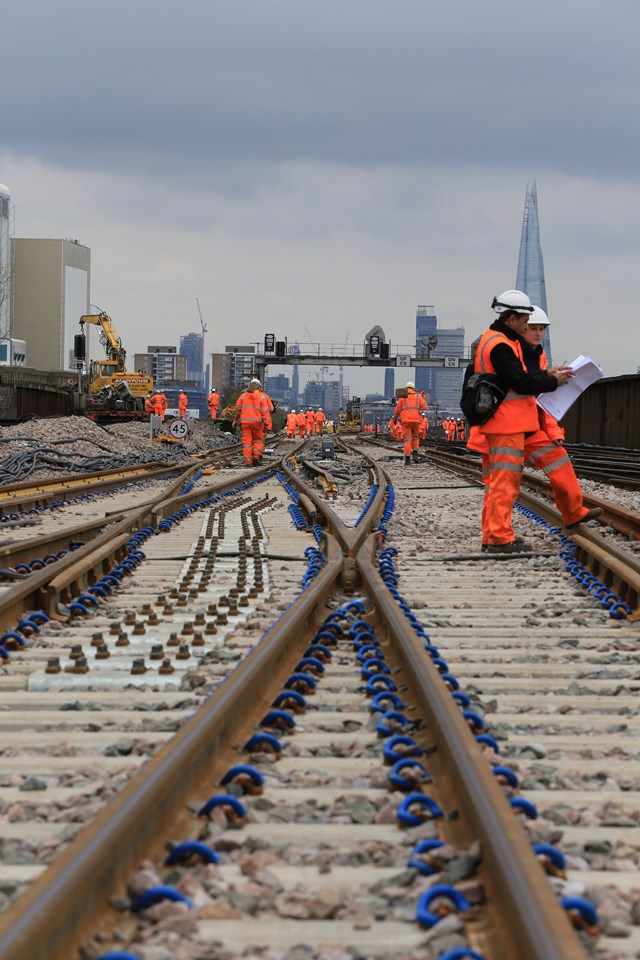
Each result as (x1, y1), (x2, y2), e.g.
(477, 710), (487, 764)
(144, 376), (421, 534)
(168, 418), (191, 440)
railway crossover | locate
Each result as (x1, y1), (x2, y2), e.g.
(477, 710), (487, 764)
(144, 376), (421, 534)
(0, 434), (637, 960)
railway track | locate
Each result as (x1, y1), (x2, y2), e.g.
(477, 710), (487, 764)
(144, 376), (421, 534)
(0, 436), (638, 959)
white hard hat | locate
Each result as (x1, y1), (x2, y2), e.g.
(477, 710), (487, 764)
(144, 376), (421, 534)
(249, 378), (261, 388)
(211, 386), (216, 391)
(291, 408), (296, 412)
(318, 407), (322, 411)
(405, 381), (415, 389)
(492, 290), (534, 315)
(528, 305), (550, 326)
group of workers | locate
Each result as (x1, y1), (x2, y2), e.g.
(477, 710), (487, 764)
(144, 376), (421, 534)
(233, 378), (274, 466)
(285, 407), (327, 439)
(468, 289), (601, 554)
(443, 417), (465, 442)
(144, 390), (168, 420)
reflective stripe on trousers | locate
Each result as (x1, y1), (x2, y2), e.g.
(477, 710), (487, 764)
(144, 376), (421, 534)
(401, 422), (420, 455)
(524, 430), (586, 526)
(484, 434), (524, 545)
(241, 422), (265, 463)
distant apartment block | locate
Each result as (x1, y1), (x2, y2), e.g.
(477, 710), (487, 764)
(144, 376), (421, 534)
(414, 305), (465, 416)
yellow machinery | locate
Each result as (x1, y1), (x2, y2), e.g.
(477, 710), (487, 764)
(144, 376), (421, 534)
(336, 399), (361, 433)
(80, 311), (153, 420)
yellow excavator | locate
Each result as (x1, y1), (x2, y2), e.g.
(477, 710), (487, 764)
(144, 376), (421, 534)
(80, 311), (153, 420)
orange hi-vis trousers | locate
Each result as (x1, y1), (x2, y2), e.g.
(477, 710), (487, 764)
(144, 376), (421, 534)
(479, 430), (588, 533)
(401, 422), (420, 456)
(524, 430), (587, 526)
(241, 422), (265, 464)
(483, 433), (525, 545)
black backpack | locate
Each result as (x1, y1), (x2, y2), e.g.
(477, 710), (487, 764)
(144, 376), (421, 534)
(460, 366), (507, 426)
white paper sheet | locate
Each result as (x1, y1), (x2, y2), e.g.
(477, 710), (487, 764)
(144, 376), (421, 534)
(536, 355), (604, 421)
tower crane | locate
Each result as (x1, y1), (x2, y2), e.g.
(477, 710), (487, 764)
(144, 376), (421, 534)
(196, 298), (207, 335)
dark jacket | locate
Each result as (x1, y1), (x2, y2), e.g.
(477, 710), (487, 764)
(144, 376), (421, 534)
(488, 320), (557, 395)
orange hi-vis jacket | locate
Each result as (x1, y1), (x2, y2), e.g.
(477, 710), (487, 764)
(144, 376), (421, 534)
(296, 411), (307, 429)
(393, 389), (427, 424)
(144, 397), (154, 414)
(208, 390), (219, 409)
(315, 410), (326, 427)
(235, 389), (270, 426)
(474, 329), (539, 434)
(286, 411), (297, 433)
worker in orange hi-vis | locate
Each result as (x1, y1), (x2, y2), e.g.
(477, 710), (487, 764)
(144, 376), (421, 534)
(314, 408), (327, 434)
(159, 391), (168, 422)
(178, 389), (188, 418)
(207, 387), (219, 420)
(419, 415), (427, 440)
(456, 418), (466, 441)
(286, 409), (298, 438)
(296, 409), (307, 438)
(153, 392), (164, 420)
(234, 378), (271, 466)
(144, 394), (154, 417)
(392, 381), (428, 465)
(305, 408), (315, 436)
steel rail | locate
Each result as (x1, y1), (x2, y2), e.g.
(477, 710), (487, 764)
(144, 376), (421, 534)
(0, 529), (347, 959)
(356, 542), (586, 960)
(0, 513), (127, 571)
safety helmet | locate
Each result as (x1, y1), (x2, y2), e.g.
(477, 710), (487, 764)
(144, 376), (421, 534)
(211, 386), (216, 391)
(291, 408), (296, 413)
(405, 381), (415, 389)
(528, 305), (550, 326)
(249, 378), (261, 388)
(318, 407), (322, 411)
(491, 290), (534, 315)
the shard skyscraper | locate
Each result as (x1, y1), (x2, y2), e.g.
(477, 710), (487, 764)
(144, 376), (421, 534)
(515, 181), (552, 362)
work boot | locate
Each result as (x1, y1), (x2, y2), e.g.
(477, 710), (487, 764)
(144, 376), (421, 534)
(412, 451), (420, 463)
(404, 455), (411, 466)
(484, 539), (533, 555)
(252, 458), (260, 467)
(565, 507), (603, 532)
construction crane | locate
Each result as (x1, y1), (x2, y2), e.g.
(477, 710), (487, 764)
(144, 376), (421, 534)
(195, 298), (207, 335)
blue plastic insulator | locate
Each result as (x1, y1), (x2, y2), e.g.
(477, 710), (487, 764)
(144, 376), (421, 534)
(383, 734), (423, 764)
(361, 658), (390, 677)
(509, 797), (538, 819)
(165, 841), (220, 865)
(370, 691), (404, 713)
(438, 949), (485, 960)
(462, 710), (484, 731)
(440, 673), (460, 691)
(451, 691), (471, 708)
(272, 690), (307, 710)
(14, 564), (31, 574)
(69, 602), (90, 616)
(423, 644), (440, 657)
(365, 675), (397, 695)
(1, 631), (25, 647)
(610, 601), (632, 619)
(220, 764), (265, 788)
(30, 610), (49, 624)
(102, 575), (119, 587)
(389, 758), (429, 792)
(431, 657), (449, 673)
(475, 733), (500, 753)
(305, 643), (332, 660)
(561, 896), (598, 928)
(96, 952), (142, 960)
(284, 672), (317, 690)
(376, 710), (410, 738)
(134, 885), (192, 912)
(0, 646), (10, 660)
(29, 558), (45, 570)
(315, 628), (340, 644)
(89, 585), (109, 598)
(199, 793), (247, 818)
(356, 644), (381, 662)
(43, 554), (60, 564)
(492, 765), (519, 788)
(416, 884), (471, 927)
(260, 709), (295, 729)
(78, 593), (99, 606)
(408, 838), (445, 875)
(295, 657), (325, 674)
(243, 732), (282, 754)
(533, 843), (566, 870)
(397, 792), (443, 826)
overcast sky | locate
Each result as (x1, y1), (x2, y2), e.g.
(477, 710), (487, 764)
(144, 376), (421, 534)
(2, 0), (639, 394)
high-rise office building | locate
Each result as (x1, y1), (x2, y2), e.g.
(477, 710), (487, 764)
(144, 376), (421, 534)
(179, 332), (204, 384)
(414, 306), (464, 416)
(515, 181), (552, 362)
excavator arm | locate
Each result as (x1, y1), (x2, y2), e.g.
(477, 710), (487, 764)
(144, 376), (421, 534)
(80, 312), (126, 371)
